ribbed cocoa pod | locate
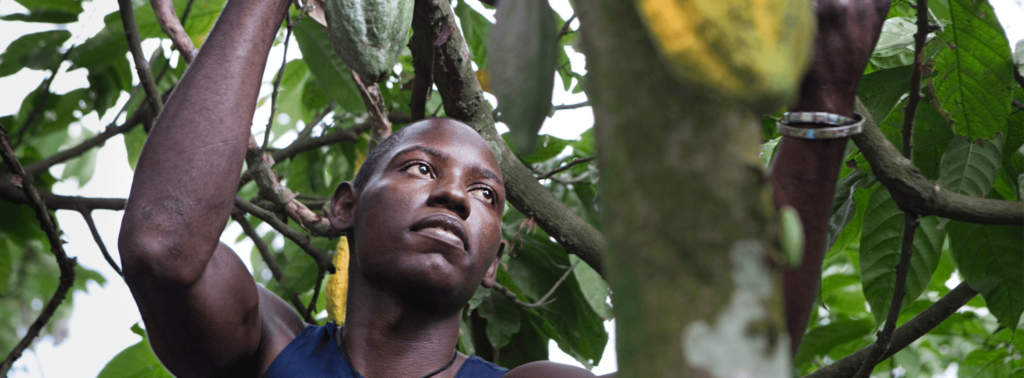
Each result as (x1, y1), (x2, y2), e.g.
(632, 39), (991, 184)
(490, 0), (558, 154)
(324, 0), (414, 83)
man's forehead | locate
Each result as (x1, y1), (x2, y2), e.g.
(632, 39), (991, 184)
(395, 121), (500, 165)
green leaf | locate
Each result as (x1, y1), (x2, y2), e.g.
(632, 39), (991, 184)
(280, 241), (319, 294)
(857, 65), (913, 123)
(870, 18), (918, 69)
(938, 135), (1003, 197)
(826, 170), (876, 255)
(948, 222), (1023, 330)
(794, 319), (874, 367)
(0, 30), (71, 78)
(859, 188), (946, 326)
(97, 325), (173, 378)
(292, 18), (366, 114)
(568, 255), (612, 319)
(493, 311), (550, 368)
(932, 0), (1015, 140)
(124, 126), (147, 170)
(477, 294), (521, 350)
(0, 10), (79, 23)
(455, 0), (492, 68)
(958, 349), (1015, 378)
(911, 95), (957, 180)
(1005, 87), (1023, 162)
(268, 60), (317, 140)
(503, 133), (569, 164)
(13, 0), (83, 14)
(60, 128), (98, 188)
(780, 206), (804, 268)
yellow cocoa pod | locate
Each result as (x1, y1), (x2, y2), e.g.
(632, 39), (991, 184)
(326, 236), (350, 324)
(635, 0), (815, 112)
(325, 150), (365, 325)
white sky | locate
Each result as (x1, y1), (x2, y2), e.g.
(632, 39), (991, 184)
(0, 0), (1020, 376)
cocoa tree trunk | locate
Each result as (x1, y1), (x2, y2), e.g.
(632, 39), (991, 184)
(577, 2), (790, 377)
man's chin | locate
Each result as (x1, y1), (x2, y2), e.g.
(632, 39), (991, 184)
(367, 258), (479, 312)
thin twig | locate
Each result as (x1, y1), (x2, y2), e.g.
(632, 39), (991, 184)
(151, 0), (198, 63)
(491, 259), (580, 308)
(553, 101), (589, 111)
(0, 182), (126, 210)
(555, 14), (576, 41)
(24, 111), (145, 177)
(230, 211), (310, 321)
(350, 70), (392, 150)
(805, 282), (977, 378)
(234, 196), (335, 274)
(538, 156), (595, 180)
(80, 210), (122, 278)
(853, 4), (930, 375)
(119, 0), (164, 116)
(0, 124), (78, 377)
(13, 47), (73, 148)
(305, 268), (326, 322)
(261, 15), (295, 153)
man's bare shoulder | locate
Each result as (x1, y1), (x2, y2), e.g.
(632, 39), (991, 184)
(505, 361), (615, 378)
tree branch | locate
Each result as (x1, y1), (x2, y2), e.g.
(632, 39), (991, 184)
(852, 98), (1022, 225)
(555, 14), (576, 41)
(854, 6), (932, 375)
(230, 211), (311, 322)
(305, 267), (326, 322)
(553, 101), (589, 111)
(234, 196), (335, 274)
(268, 121), (371, 163)
(262, 14), (295, 153)
(0, 182), (126, 211)
(409, 4), (435, 122)
(23, 110), (144, 177)
(119, 0), (164, 116)
(804, 282), (978, 378)
(411, 0), (606, 276)
(80, 210), (122, 278)
(350, 70), (392, 150)
(538, 156), (595, 180)
(151, 0), (198, 63)
(0, 124), (78, 377)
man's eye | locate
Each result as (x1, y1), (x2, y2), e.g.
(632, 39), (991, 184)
(406, 163), (433, 178)
(471, 188), (494, 202)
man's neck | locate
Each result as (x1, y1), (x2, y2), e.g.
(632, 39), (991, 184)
(341, 269), (464, 378)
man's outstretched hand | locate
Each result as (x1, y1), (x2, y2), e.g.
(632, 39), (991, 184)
(792, 0), (892, 117)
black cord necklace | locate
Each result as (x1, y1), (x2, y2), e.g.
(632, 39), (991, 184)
(338, 326), (458, 378)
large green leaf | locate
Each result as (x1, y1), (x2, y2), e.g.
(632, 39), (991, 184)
(13, 0), (83, 14)
(859, 188), (946, 326)
(568, 255), (612, 319)
(455, 0), (492, 69)
(958, 349), (1019, 378)
(948, 222), (1024, 330)
(60, 128), (98, 188)
(476, 293), (521, 349)
(931, 0), (1014, 140)
(502, 133), (570, 164)
(0, 30), (71, 78)
(911, 95), (957, 180)
(101, 0), (227, 44)
(825, 170), (876, 254)
(265, 59), (317, 141)
(0, 10), (78, 23)
(870, 18), (918, 69)
(292, 18), (366, 114)
(794, 319), (874, 367)
(97, 324), (173, 378)
(857, 65), (913, 123)
(938, 135), (1003, 197)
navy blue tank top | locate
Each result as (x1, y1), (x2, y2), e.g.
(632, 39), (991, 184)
(263, 322), (507, 378)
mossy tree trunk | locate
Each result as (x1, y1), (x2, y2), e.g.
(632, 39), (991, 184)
(577, 2), (791, 377)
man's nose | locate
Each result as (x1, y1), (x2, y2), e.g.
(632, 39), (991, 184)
(427, 176), (471, 220)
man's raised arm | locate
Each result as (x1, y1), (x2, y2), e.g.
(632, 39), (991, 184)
(117, 0), (299, 376)
(770, 0), (890, 352)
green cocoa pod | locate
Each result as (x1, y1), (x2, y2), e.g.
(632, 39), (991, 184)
(490, 0), (557, 154)
(324, 0), (414, 83)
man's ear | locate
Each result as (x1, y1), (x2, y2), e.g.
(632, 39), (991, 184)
(328, 182), (357, 232)
(481, 241), (506, 288)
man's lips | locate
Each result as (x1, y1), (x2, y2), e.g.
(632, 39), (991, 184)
(410, 213), (469, 251)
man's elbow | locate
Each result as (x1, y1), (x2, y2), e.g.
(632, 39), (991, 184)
(118, 228), (206, 287)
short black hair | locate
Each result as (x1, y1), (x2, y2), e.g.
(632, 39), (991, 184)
(351, 118), (478, 191)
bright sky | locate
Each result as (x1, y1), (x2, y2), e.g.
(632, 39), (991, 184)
(0, 0), (1021, 377)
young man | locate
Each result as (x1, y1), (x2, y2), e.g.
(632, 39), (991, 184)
(117, 0), (888, 376)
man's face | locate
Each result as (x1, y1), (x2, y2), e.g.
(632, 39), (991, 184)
(348, 120), (505, 309)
